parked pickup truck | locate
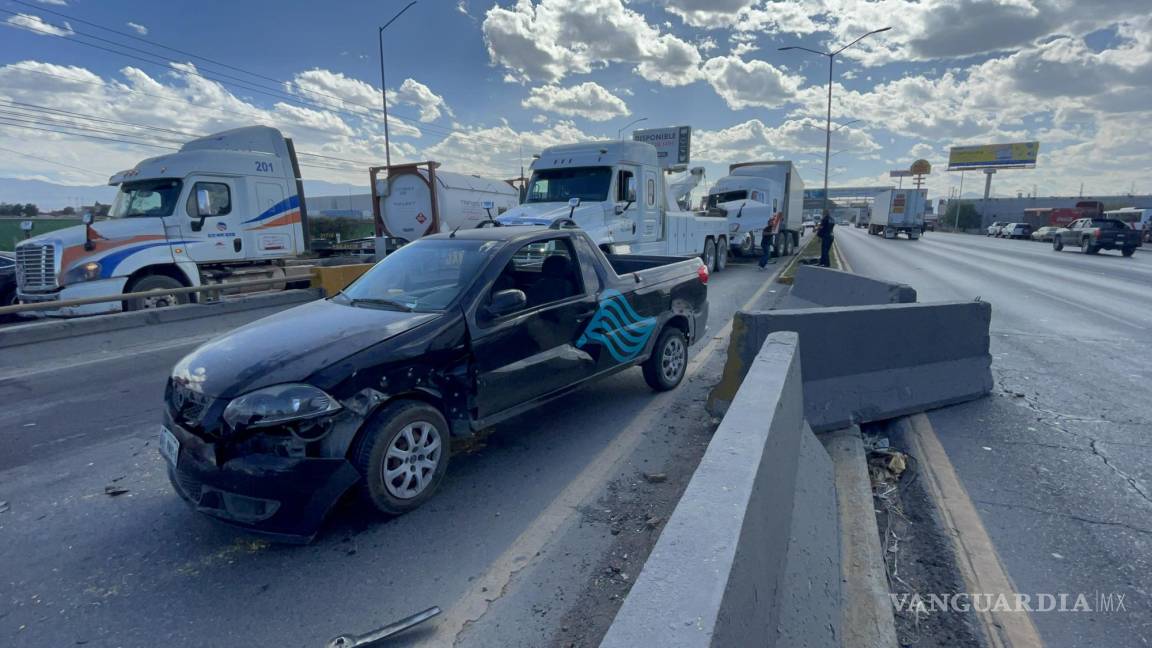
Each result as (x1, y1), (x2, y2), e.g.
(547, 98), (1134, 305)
(160, 223), (709, 541)
(1052, 218), (1143, 256)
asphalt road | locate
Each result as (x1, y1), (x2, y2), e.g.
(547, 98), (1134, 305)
(0, 254), (788, 648)
(837, 227), (1152, 648)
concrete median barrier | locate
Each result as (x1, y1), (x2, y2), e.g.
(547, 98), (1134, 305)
(708, 301), (993, 432)
(601, 332), (841, 648)
(782, 265), (916, 309)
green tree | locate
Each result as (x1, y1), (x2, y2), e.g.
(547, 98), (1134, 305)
(61, 206), (76, 215)
(943, 202), (981, 230)
(21, 203), (39, 217)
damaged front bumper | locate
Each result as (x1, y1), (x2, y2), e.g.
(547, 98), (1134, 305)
(163, 413), (361, 543)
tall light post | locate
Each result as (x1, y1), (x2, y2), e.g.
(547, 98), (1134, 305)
(618, 116), (648, 140)
(779, 27), (891, 215)
(379, 1), (417, 168)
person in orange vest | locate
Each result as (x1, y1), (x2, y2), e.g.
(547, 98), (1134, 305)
(758, 210), (785, 270)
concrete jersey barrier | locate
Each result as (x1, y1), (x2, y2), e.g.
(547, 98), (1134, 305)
(708, 301), (993, 431)
(782, 264), (916, 309)
(601, 332), (840, 648)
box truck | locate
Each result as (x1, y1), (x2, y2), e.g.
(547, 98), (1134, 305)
(495, 140), (731, 271)
(370, 162), (520, 241)
(15, 126), (315, 316)
(703, 161), (805, 258)
(868, 189), (927, 239)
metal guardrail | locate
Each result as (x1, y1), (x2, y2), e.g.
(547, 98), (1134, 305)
(0, 276), (311, 316)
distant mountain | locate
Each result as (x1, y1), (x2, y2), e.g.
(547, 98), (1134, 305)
(0, 177), (367, 211)
(0, 177), (116, 210)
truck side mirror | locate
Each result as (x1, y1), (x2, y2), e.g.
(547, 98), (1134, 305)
(485, 289), (527, 318)
(567, 197), (581, 219)
(191, 188), (213, 231)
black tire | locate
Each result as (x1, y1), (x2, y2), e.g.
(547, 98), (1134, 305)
(1081, 238), (1094, 254)
(351, 400), (450, 516)
(1052, 236), (1063, 252)
(124, 274), (188, 311)
(642, 326), (688, 392)
(702, 238), (717, 273)
(715, 237), (728, 271)
(1122, 247), (1136, 257)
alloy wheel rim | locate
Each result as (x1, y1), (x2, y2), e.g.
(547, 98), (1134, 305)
(661, 336), (686, 382)
(382, 421), (442, 499)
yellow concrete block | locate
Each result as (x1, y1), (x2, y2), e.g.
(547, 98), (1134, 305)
(310, 263), (374, 296)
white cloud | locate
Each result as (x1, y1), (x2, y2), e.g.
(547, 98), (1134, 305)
(521, 82), (629, 121)
(701, 56), (803, 110)
(126, 22), (148, 35)
(694, 117), (880, 164)
(481, 0), (702, 85)
(5, 13), (73, 37)
(395, 78), (454, 122)
(34, 0), (68, 5)
(424, 120), (594, 176)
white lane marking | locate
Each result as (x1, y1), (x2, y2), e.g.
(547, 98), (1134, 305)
(437, 262), (786, 644)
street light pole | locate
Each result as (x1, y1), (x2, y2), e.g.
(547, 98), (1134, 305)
(780, 27), (891, 216)
(379, 1), (417, 169)
(617, 116), (648, 140)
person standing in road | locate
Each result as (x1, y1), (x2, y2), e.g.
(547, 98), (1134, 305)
(758, 210), (784, 270)
(817, 209), (835, 267)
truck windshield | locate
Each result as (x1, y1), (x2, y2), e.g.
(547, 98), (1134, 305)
(525, 167), (612, 203)
(335, 238), (498, 312)
(706, 190), (748, 208)
(110, 179), (183, 218)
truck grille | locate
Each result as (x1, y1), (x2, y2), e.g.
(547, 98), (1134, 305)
(15, 243), (58, 291)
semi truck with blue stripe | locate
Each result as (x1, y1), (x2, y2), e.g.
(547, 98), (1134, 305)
(14, 126), (314, 316)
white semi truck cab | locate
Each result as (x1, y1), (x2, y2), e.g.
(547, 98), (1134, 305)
(704, 161), (805, 258)
(495, 140), (730, 271)
(15, 126), (311, 316)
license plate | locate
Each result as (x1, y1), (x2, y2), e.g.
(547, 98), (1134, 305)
(160, 426), (180, 467)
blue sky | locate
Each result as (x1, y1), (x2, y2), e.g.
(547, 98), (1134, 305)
(1, 0), (1150, 203)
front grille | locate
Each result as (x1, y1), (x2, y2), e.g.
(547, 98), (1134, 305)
(175, 468), (203, 502)
(167, 381), (213, 431)
(15, 243), (58, 291)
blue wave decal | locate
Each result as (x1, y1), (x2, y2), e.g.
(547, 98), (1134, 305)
(98, 240), (193, 277)
(576, 289), (657, 363)
(243, 194), (300, 224)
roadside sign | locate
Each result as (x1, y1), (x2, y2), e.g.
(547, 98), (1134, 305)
(889, 170), (913, 178)
(632, 126), (691, 168)
(947, 142), (1039, 170)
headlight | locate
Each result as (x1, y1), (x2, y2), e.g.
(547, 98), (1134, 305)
(222, 383), (342, 430)
(63, 261), (101, 283)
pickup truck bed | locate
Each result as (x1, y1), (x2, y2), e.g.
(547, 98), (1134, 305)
(160, 225), (709, 540)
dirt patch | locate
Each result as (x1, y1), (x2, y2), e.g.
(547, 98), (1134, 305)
(548, 375), (722, 648)
(865, 421), (988, 648)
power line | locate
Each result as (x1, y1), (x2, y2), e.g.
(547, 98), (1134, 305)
(0, 144), (110, 179)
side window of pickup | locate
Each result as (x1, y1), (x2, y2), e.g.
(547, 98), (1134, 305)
(492, 237), (584, 310)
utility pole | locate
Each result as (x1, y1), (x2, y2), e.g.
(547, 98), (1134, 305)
(779, 26), (892, 216)
(378, 1), (417, 168)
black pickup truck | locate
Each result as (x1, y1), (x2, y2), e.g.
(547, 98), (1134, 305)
(160, 224), (709, 541)
(1052, 218), (1143, 256)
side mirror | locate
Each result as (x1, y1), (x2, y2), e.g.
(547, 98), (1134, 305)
(567, 197), (581, 219)
(626, 185), (636, 203)
(191, 188), (213, 231)
(486, 289), (527, 318)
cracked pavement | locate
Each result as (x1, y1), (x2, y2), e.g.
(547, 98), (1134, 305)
(838, 228), (1152, 648)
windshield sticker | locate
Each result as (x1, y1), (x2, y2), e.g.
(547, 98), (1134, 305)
(576, 289), (657, 363)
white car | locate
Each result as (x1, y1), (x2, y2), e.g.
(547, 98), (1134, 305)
(1031, 226), (1059, 242)
(987, 222), (1008, 236)
(1002, 223), (1034, 239)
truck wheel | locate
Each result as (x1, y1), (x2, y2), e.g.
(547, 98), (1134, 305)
(715, 237), (728, 271)
(124, 275), (188, 311)
(1122, 247), (1136, 257)
(1052, 236), (1063, 251)
(642, 326), (688, 392)
(1081, 238), (1094, 254)
(352, 400), (450, 516)
(702, 238), (717, 272)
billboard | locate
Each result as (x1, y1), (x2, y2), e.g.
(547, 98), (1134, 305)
(947, 142), (1039, 170)
(889, 169), (913, 178)
(632, 126), (691, 167)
